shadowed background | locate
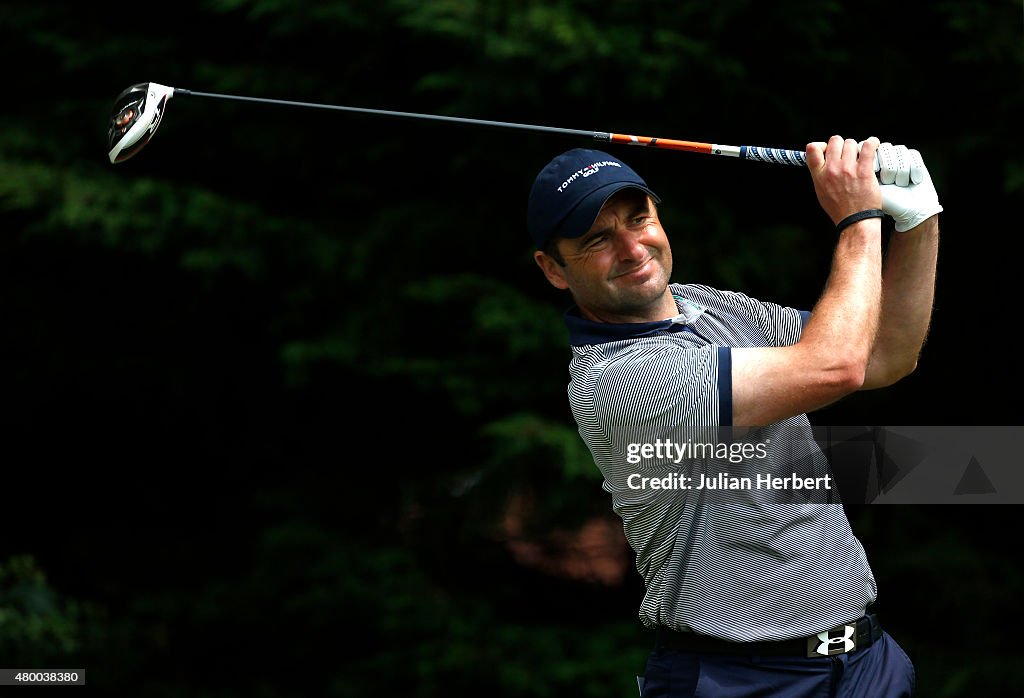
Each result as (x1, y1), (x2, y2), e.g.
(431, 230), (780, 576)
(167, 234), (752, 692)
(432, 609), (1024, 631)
(1, 1), (1021, 695)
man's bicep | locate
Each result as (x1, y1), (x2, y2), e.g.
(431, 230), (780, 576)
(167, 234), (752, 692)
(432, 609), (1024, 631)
(731, 345), (861, 427)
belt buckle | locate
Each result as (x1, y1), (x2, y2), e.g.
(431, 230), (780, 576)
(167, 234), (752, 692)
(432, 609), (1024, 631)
(806, 624), (857, 658)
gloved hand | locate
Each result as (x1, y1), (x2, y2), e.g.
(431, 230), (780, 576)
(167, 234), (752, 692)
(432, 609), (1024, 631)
(874, 142), (943, 232)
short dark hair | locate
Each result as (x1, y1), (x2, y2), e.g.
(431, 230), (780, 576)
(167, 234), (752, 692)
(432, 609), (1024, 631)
(542, 238), (566, 267)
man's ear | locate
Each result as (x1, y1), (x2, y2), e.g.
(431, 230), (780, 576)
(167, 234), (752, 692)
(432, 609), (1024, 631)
(534, 250), (570, 290)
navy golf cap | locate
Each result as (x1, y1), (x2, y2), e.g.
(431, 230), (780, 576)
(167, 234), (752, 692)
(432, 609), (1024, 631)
(527, 148), (660, 250)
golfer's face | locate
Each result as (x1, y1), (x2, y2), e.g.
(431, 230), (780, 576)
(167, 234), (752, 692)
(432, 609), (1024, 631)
(556, 191), (672, 321)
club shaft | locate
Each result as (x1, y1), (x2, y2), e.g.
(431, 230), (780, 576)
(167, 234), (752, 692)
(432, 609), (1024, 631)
(175, 88), (600, 139)
(173, 88), (807, 167)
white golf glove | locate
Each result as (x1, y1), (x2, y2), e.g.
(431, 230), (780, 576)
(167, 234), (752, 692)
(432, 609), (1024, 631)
(874, 142), (943, 232)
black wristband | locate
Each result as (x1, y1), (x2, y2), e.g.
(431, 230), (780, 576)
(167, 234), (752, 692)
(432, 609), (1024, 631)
(835, 209), (885, 233)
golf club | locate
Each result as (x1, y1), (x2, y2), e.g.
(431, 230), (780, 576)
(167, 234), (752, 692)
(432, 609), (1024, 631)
(107, 82), (809, 167)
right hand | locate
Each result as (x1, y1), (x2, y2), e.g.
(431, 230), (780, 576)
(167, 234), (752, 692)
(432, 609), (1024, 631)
(806, 136), (882, 226)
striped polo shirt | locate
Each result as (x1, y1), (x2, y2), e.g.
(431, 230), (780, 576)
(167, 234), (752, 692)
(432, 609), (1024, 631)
(565, 282), (877, 642)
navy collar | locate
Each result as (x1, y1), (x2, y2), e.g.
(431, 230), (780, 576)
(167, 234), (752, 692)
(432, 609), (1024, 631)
(565, 290), (706, 347)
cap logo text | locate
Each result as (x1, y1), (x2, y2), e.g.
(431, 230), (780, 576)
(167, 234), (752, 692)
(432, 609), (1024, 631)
(556, 160), (622, 193)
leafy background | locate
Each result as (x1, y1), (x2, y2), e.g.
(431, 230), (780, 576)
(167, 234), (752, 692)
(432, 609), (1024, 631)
(1, 1), (1021, 695)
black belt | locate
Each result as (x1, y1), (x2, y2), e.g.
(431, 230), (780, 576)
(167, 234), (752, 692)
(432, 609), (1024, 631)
(655, 613), (883, 658)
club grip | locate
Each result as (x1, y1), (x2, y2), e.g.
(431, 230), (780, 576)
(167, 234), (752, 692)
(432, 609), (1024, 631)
(740, 146), (807, 167)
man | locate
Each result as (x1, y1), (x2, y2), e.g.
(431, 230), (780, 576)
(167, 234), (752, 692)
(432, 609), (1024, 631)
(528, 137), (940, 697)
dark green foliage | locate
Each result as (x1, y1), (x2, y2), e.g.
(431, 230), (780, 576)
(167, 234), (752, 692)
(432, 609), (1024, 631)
(1, 1), (1021, 695)
(0, 555), (106, 666)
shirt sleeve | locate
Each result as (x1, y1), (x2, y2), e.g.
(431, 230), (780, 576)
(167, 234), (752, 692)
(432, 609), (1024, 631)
(717, 290), (807, 347)
(592, 341), (727, 448)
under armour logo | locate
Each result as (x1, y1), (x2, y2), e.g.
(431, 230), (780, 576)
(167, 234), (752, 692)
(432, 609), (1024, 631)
(812, 625), (856, 656)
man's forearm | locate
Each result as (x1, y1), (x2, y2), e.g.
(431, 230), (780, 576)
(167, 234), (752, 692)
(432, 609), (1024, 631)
(731, 219), (882, 426)
(863, 216), (939, 388)
(804, 220), (883, 378)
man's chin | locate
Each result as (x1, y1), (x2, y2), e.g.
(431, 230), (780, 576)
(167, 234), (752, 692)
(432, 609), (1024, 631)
(608, 280), (671, 314)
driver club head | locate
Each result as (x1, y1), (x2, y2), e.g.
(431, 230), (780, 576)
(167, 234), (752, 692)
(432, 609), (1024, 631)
(107, 82), (175, 164)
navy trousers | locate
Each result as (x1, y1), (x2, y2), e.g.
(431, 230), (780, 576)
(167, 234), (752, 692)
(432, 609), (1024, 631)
(639, 631), (915, 697)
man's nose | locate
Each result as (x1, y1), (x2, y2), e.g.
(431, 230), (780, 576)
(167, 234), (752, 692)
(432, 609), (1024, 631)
(612, 225), (646, 258)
